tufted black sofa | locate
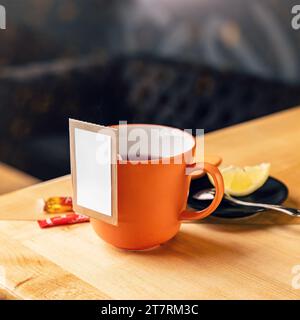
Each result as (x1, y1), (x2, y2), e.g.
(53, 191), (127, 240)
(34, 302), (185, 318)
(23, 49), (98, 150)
(1, 55), (300, 180)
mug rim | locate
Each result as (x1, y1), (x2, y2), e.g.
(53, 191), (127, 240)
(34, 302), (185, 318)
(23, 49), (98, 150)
(112, 123), (196, 164)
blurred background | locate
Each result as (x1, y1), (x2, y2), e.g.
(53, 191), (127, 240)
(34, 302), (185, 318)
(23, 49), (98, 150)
(0, 0), (300, 181)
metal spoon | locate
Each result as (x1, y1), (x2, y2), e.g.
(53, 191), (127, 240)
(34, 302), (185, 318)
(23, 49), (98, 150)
(193, 188), (300, 217)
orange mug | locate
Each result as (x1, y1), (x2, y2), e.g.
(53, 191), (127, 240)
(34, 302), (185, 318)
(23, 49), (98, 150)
(91, 124), (224, 250)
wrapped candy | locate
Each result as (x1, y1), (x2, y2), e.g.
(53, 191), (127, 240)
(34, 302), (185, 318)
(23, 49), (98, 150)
(44, 197), (73, 213)
(39, 196), (89, 228)
(38, 213), (90, 228)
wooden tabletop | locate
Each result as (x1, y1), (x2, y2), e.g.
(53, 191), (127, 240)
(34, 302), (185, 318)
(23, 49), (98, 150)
(0, 162), (39, 299)
(0, 107), (300, 300)
(0, 162), (38, 195)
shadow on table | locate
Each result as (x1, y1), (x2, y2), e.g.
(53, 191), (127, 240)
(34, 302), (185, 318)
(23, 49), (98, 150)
(127, 228), (249, 261)
(198, 223), (276, 233)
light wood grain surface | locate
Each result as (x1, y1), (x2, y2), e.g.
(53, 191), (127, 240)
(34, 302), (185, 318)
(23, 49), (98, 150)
(0, 107), (300, 299)
(0, 162), (38, 195)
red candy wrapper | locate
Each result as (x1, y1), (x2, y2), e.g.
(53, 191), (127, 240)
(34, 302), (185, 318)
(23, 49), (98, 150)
(38, 213), (90, 229)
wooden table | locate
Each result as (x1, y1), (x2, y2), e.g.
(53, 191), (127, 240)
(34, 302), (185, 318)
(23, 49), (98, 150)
(0, 162), (38, 195)
(0, 162), (39, 299)
(0, 107), (300, 300)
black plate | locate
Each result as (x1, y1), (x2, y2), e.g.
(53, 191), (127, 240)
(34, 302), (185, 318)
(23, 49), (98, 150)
(188, 176), (288, 218)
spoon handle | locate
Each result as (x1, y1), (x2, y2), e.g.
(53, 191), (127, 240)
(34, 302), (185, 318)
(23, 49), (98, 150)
(224, 194), (300, 217)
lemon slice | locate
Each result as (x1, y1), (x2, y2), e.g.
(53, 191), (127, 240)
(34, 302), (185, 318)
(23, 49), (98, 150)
(209, 163), (270, 196)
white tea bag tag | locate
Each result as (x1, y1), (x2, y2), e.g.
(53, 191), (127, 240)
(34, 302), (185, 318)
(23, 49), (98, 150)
(69, 119), (118, 225)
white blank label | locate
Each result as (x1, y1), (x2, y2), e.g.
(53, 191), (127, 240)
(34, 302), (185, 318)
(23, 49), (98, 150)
(74, 128), (112, 216)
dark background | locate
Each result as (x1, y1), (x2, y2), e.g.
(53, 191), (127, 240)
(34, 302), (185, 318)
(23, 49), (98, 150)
(0, 0), (300, 180)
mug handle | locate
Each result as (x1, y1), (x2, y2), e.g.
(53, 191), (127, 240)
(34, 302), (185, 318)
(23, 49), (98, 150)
(179, 162), (224, 221)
